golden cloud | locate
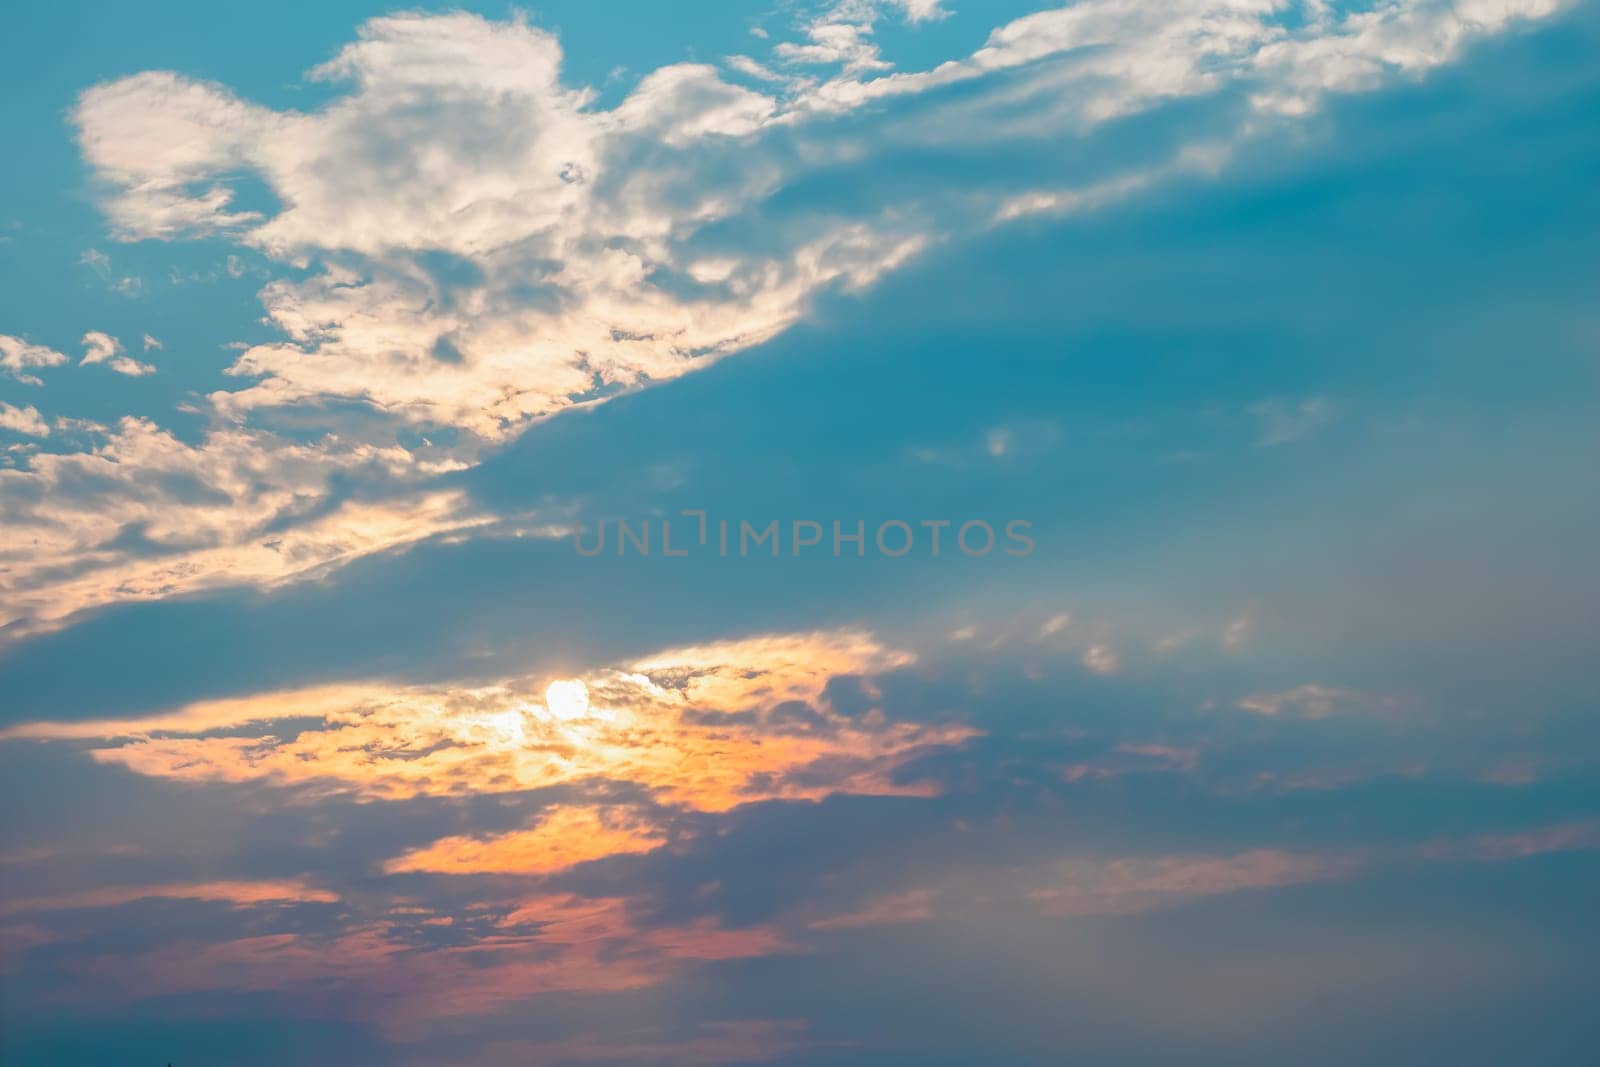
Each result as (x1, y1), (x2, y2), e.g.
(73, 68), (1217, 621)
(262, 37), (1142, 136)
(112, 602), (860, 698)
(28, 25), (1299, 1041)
(385, 805), (666, 875)
(9, 629), (974, 812)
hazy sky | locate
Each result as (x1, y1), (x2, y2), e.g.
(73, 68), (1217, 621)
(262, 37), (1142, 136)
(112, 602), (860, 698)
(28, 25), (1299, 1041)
(3, 2), (1598, 1064)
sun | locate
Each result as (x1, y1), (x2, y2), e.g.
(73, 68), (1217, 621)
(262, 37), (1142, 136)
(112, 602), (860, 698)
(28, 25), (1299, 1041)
(544, 678), (591, 720)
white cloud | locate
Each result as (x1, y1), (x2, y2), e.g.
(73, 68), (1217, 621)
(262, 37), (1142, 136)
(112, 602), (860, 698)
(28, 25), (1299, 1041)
(776, 20), (891, 74)
(889, 0), (950, 23)
(11, 0), (1559, 631)
(0, 403), (50, 438)
(0, 335), (69, 385)
(70, 4), (1563, 439)
(80, 331), (156, 376)
(1250, 0), (1565, 113)
(0, 417), (487, 636)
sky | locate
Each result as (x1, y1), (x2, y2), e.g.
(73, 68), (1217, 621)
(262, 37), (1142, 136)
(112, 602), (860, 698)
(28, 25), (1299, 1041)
(1, 1), (1598, 1063)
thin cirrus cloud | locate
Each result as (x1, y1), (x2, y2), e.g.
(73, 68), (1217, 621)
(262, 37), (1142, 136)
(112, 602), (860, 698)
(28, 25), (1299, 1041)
(1236, 683), (1400, 718)
(806, 823), (1600, 929)
(0, 0), (1561, 641)
(0, 878), (339, 917)
(39, 891), (798, 1039)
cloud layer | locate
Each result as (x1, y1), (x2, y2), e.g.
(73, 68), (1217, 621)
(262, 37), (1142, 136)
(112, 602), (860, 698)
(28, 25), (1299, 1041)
(0, 0), (1564, 637)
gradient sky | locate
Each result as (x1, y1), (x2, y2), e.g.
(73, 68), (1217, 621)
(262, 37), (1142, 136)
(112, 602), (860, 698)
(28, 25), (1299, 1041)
(2, 2), (1599, 1064)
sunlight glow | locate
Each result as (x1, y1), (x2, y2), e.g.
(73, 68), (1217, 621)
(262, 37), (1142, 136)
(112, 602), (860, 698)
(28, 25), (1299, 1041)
(544, 678), (590, 721)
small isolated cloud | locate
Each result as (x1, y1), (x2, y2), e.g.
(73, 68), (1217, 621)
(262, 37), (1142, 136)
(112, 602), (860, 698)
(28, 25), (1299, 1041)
(1237, 684), (1397, 720)
(986, 420), (1057, 459)
(0, 334), (68, 385)
(79, 247), (143, 296)
(78, 247), (111, 277)
(141, 333), (162, 351)
(0, 402), (50, 437)
(79, 330), (155, 376)
(1082, 642), (1119, 675)
(1251, 396), (1335, 446)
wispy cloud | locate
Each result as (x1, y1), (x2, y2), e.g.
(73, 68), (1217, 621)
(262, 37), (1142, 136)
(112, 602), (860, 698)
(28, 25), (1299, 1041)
(1251, 396), (1335, 446)
(1, 879), (338, 916)
(1236, 683), (1400, 719)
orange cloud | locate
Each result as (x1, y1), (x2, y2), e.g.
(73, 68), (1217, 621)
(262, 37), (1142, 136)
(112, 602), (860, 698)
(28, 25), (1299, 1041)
(0, 683), (385, 741)
(385, 805), (666, 875)
(12, 629), (973, 812)
(1, 878), (338, 915)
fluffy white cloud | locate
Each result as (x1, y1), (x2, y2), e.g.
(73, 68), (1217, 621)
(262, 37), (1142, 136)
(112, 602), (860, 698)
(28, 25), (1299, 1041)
(7, 0), (1560, 632)
(0, 335), (68, 385)
(0, 403), (50, 438)
(71, 3), (1564, 437)
(1251, 0), (1565, 113)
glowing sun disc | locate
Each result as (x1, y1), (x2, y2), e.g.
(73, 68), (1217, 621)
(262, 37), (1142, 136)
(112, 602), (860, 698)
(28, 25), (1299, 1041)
(544, 678), (591, 720)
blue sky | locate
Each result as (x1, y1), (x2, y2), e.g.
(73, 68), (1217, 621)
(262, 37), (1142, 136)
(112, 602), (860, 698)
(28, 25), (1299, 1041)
(3, 2), (1599, 1064)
